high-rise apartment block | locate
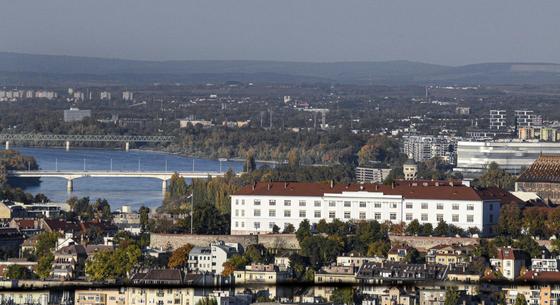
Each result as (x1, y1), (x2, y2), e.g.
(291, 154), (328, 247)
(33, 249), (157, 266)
(489, 110), (507, 130)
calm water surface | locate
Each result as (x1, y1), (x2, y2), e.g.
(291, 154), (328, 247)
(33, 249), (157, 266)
(12, 147), (244, 209)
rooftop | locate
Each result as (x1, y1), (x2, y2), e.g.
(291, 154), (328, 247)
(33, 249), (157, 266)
(518, 154), (560, 183)
(234, 181), (518, 203)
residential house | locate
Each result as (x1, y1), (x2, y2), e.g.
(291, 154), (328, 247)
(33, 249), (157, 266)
(188, 241), (240, 274)
(0, 228), (24, 259)
(314, 265), (358, 284)
(51, 244), (87, 280)
(425, 244), (475, 266)
(131, 269), (183, 285)
(490, 247), (527, 281)
(336, 254), (383, 268)
(357, 262), (447, 284)
(234, 264), (292, 284)
(387, 245), (415, 262)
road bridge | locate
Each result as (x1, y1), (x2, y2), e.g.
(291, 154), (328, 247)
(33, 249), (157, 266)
(7, 170), (231, 192)
(0, 134), (175, 151)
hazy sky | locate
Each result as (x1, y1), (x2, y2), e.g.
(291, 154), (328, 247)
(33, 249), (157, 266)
(2, 0), (560, 66)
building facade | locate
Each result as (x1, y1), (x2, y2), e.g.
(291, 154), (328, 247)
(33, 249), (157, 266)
(63, 108), (91, 122)
(355, 167), (391, 183)
(230, 181), (504, 236)
(516, 154), (560, 204)
(489, 109), (507, 130)
(455, 141), (560, 177)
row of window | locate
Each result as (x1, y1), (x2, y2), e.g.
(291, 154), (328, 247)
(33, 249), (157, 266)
(236, 208), (477, 223)
(235, 199), (477, 211)
(233, 213), (476, 230)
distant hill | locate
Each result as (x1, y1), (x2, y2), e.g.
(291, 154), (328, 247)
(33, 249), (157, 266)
(0, 52), (559, 86)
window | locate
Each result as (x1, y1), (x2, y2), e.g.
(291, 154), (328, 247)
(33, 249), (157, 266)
(437, 203), (443, 210)
(254, 222), (260, 229)
(269, 210), (276, 217)
(452, 214), (459, 222)
(299, 210), (306, 218)
(359, 201), (366, 208)
(329, 211), (336, 219)
(489, 214), (494, 223)
(254, 209), (261, 217)
(374, 202), (382, 208)
(284, 210), (291, 217)
(436, 214), (443, 222)
(236, 199), (239, 205)
(489, 203), (494, 211)
(329, 201), (336, 207)
(421, 214), (428, 221)
(359, 212), (366, 220)
(314, 211), (321, 218)
(406, 202), (413, 209)
(269, 200), (276, 206)
(235, 210), (239, 217)
(391, 203), (398, 209)
(254, 200), (261, 206)
(406, 213), (413, 221)
(241, 210), (245, 217)
(467, 204), (474, 211)
(299, 200), (306, 207)
(452, 204), (459, 210)
(284, 200), (291, 206)
(344, 212), (351, 219)
(269, 222), (276, 229)
(241, 222), (245, 227)
(390, 213), (396, 220)
(314, 201), (321, 207)
(421, 203), (428, 209)
(374, 213), (381, 220)
(467, 215), (474, 223)
(344, 201), (351, 207)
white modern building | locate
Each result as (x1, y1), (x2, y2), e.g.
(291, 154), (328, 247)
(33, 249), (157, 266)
(355, 167), (391, 183)
(230, 181), (506, 236)
(188, 241), (240, 274)
(489, 109), (508, 130)
(402, 135), (458, 164)
(455, 140), (560, 177)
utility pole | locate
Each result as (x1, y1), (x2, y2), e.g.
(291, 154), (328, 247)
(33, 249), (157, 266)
(190, 190), (195, 235)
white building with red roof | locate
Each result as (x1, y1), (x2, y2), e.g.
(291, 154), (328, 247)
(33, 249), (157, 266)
(230, 180), (517, 236)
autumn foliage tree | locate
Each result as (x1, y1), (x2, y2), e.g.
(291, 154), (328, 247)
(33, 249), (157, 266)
(168, 244), (194, 269)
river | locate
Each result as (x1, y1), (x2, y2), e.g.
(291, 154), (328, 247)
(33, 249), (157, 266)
(11, 147), (245, 210)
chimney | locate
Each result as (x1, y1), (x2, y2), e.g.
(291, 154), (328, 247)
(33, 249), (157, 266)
(267, 183), (271, 190)
(284, 182), (288, 189)
(252, 181), (257, 190)
(435, 182), (439, 186)
(392, 181), (395, 189)
(375, 185), (378, 191)
(359, 185), (364, 191)
(330, 180), (334, 188)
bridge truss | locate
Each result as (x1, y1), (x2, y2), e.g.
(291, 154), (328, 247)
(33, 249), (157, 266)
(0, 134), (175, 143)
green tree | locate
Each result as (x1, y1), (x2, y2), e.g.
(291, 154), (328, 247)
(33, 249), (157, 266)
(477, 162), (515, 190)
(283, 224), (295, 234)
(433, 220), (449, 237)
(367, 240), (391, 257)
(244, 151), (257, 172)
(296, 219), (312, 242)
(36, 253), (54, 279)
(86, 244), (141, 281)
(330, 287), (354, 305)
(444, 287), (460, 305)
(139, 206), (150, 232)
(287, 149), (300, 168)
(5, 265), (34, 280)
(404, 247), (422, 263)
(272, 224), (280, 234)
(35, 232), (59, 257)
(497, 204), (522, 237)
(420, 223), (433, 236)
(405, 219), (421, 236)
(514, 294), (527, 305)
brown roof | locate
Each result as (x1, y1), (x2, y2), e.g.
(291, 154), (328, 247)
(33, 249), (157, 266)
(494, 247), (525, 260)
(12, 219), (37, 230)
(235, 181), (510, 202)
(518, 271), (560, 282)
(518, 154), (560, 183)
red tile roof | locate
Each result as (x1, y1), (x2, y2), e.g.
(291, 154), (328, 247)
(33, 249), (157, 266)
(518, 155), (560, 183)
(234, 181), (514, 202)
(494, 247), (525, 260)
(518, 271), (560, 282)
